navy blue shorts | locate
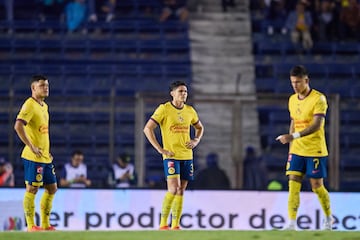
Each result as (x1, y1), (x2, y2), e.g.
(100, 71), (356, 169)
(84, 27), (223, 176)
(23, 158), (57, 187)
(286, 154), (328, 179)
(163, 159), (194, 181)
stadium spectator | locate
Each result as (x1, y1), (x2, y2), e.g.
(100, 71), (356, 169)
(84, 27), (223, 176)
(339, 0), (360, 41)
(284, 2), (313, 50)
(276, 65), (333, 231)
(315, 0), (336, 41)
(194, 152), (231, 189)
(0, 157), (15, 187)
(243, 146), (268, 190)
(87, 0), (117, 23)
(14, 75), (57, 232)
(143, 80), (204, 230)
(65, 0), (87, 32)
(60, 150), (91, 188)
(37, 0), (67, 22)
(264, 0), (288, 35)
(159, 0), (189, 22)
(110, 153), (137, 188)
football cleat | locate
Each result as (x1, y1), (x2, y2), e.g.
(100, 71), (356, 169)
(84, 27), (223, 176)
(159, 226), (170, 230)
(43, 226), (56, 231)
(28, 226), (43, 232)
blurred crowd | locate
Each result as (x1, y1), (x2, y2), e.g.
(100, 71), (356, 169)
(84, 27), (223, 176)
(251, 0), (360, 48)
(0, 0), (189, 33)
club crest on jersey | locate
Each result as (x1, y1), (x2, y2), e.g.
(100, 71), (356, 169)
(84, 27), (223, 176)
(37, 166), (43, 174)
(178, 115), (184, 122)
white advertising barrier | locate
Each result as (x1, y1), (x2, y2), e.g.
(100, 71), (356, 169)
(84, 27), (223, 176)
(0, 188), (359, 231)
(0, 200), (24, 232)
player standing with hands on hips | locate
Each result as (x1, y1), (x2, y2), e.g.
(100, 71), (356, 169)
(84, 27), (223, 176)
(276, 65), (333, 230)
(144, 81), (204, 230)
(14, 75), (57, 232)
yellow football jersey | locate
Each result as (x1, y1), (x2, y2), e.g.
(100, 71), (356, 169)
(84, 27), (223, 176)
(289, 89), (328, 157)
(16, 97), (51, 163)
(151, 101), (199, 160)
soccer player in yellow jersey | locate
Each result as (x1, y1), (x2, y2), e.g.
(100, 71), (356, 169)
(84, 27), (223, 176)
(14, 75), (57, 232)
(143, 81), (204, 230)
(276, 65), (332, 230)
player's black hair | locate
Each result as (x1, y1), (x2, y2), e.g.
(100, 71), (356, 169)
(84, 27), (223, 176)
(30, 75), (48, 85)
(290, 65), (308, 78)
(169, 81), (187, 91)
(71, 150), (84, 157)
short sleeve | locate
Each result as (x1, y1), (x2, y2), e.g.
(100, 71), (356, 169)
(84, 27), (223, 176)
(314, 95), (327, 116)
(191, 107), (199, 125)
(16, 100), (34, 124)
(150, 104), (165, 124)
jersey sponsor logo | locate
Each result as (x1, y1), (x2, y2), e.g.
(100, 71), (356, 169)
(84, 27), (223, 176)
(37, 166), (43, 174)
(36, 174), (43, 182)
(169, 125), (188, 133)
(168, 167), (175, 175)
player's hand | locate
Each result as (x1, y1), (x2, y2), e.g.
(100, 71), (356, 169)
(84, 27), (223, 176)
(276, 134), (293, 144)
(185, 139), (199, 149)
(159, 149), (174, 157)
(30, 145), (42, 157)
(49, 153), (53, 161)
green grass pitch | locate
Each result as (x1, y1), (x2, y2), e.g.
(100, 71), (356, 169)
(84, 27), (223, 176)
(1, 230), (359, 240)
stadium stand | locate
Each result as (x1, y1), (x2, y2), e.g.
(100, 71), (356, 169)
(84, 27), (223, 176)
(0, 0), (191, 188)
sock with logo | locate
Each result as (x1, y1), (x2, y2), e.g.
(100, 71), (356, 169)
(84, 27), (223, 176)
(40, 191), (55, 229)
(288, 180), (301, 221)
(23, 191), (36, 230)
(171, 195), (184, 228)
(313, 185), (331, 217)
(159, 192), (175, 228)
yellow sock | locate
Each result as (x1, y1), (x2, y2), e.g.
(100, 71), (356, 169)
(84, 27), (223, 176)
(40, 191), (55, 229)
(171, 195), (184, 228)
(23, 191), (36, 230)
(160, 192), (175, 227)
(313, 185), (331, 217)
(288, 180), (301, 221)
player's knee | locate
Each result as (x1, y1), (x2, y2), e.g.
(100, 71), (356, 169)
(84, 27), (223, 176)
(167, 187), (177, 195)
(45, 184), (58, 194)
(27, 185), (39, 194)
(311, 183), (323, 191)
(288, 175), (302, 182)
(176, 186), (185, 195)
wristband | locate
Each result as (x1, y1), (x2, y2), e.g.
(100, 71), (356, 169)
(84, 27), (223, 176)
(292, 132), (301, 139)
